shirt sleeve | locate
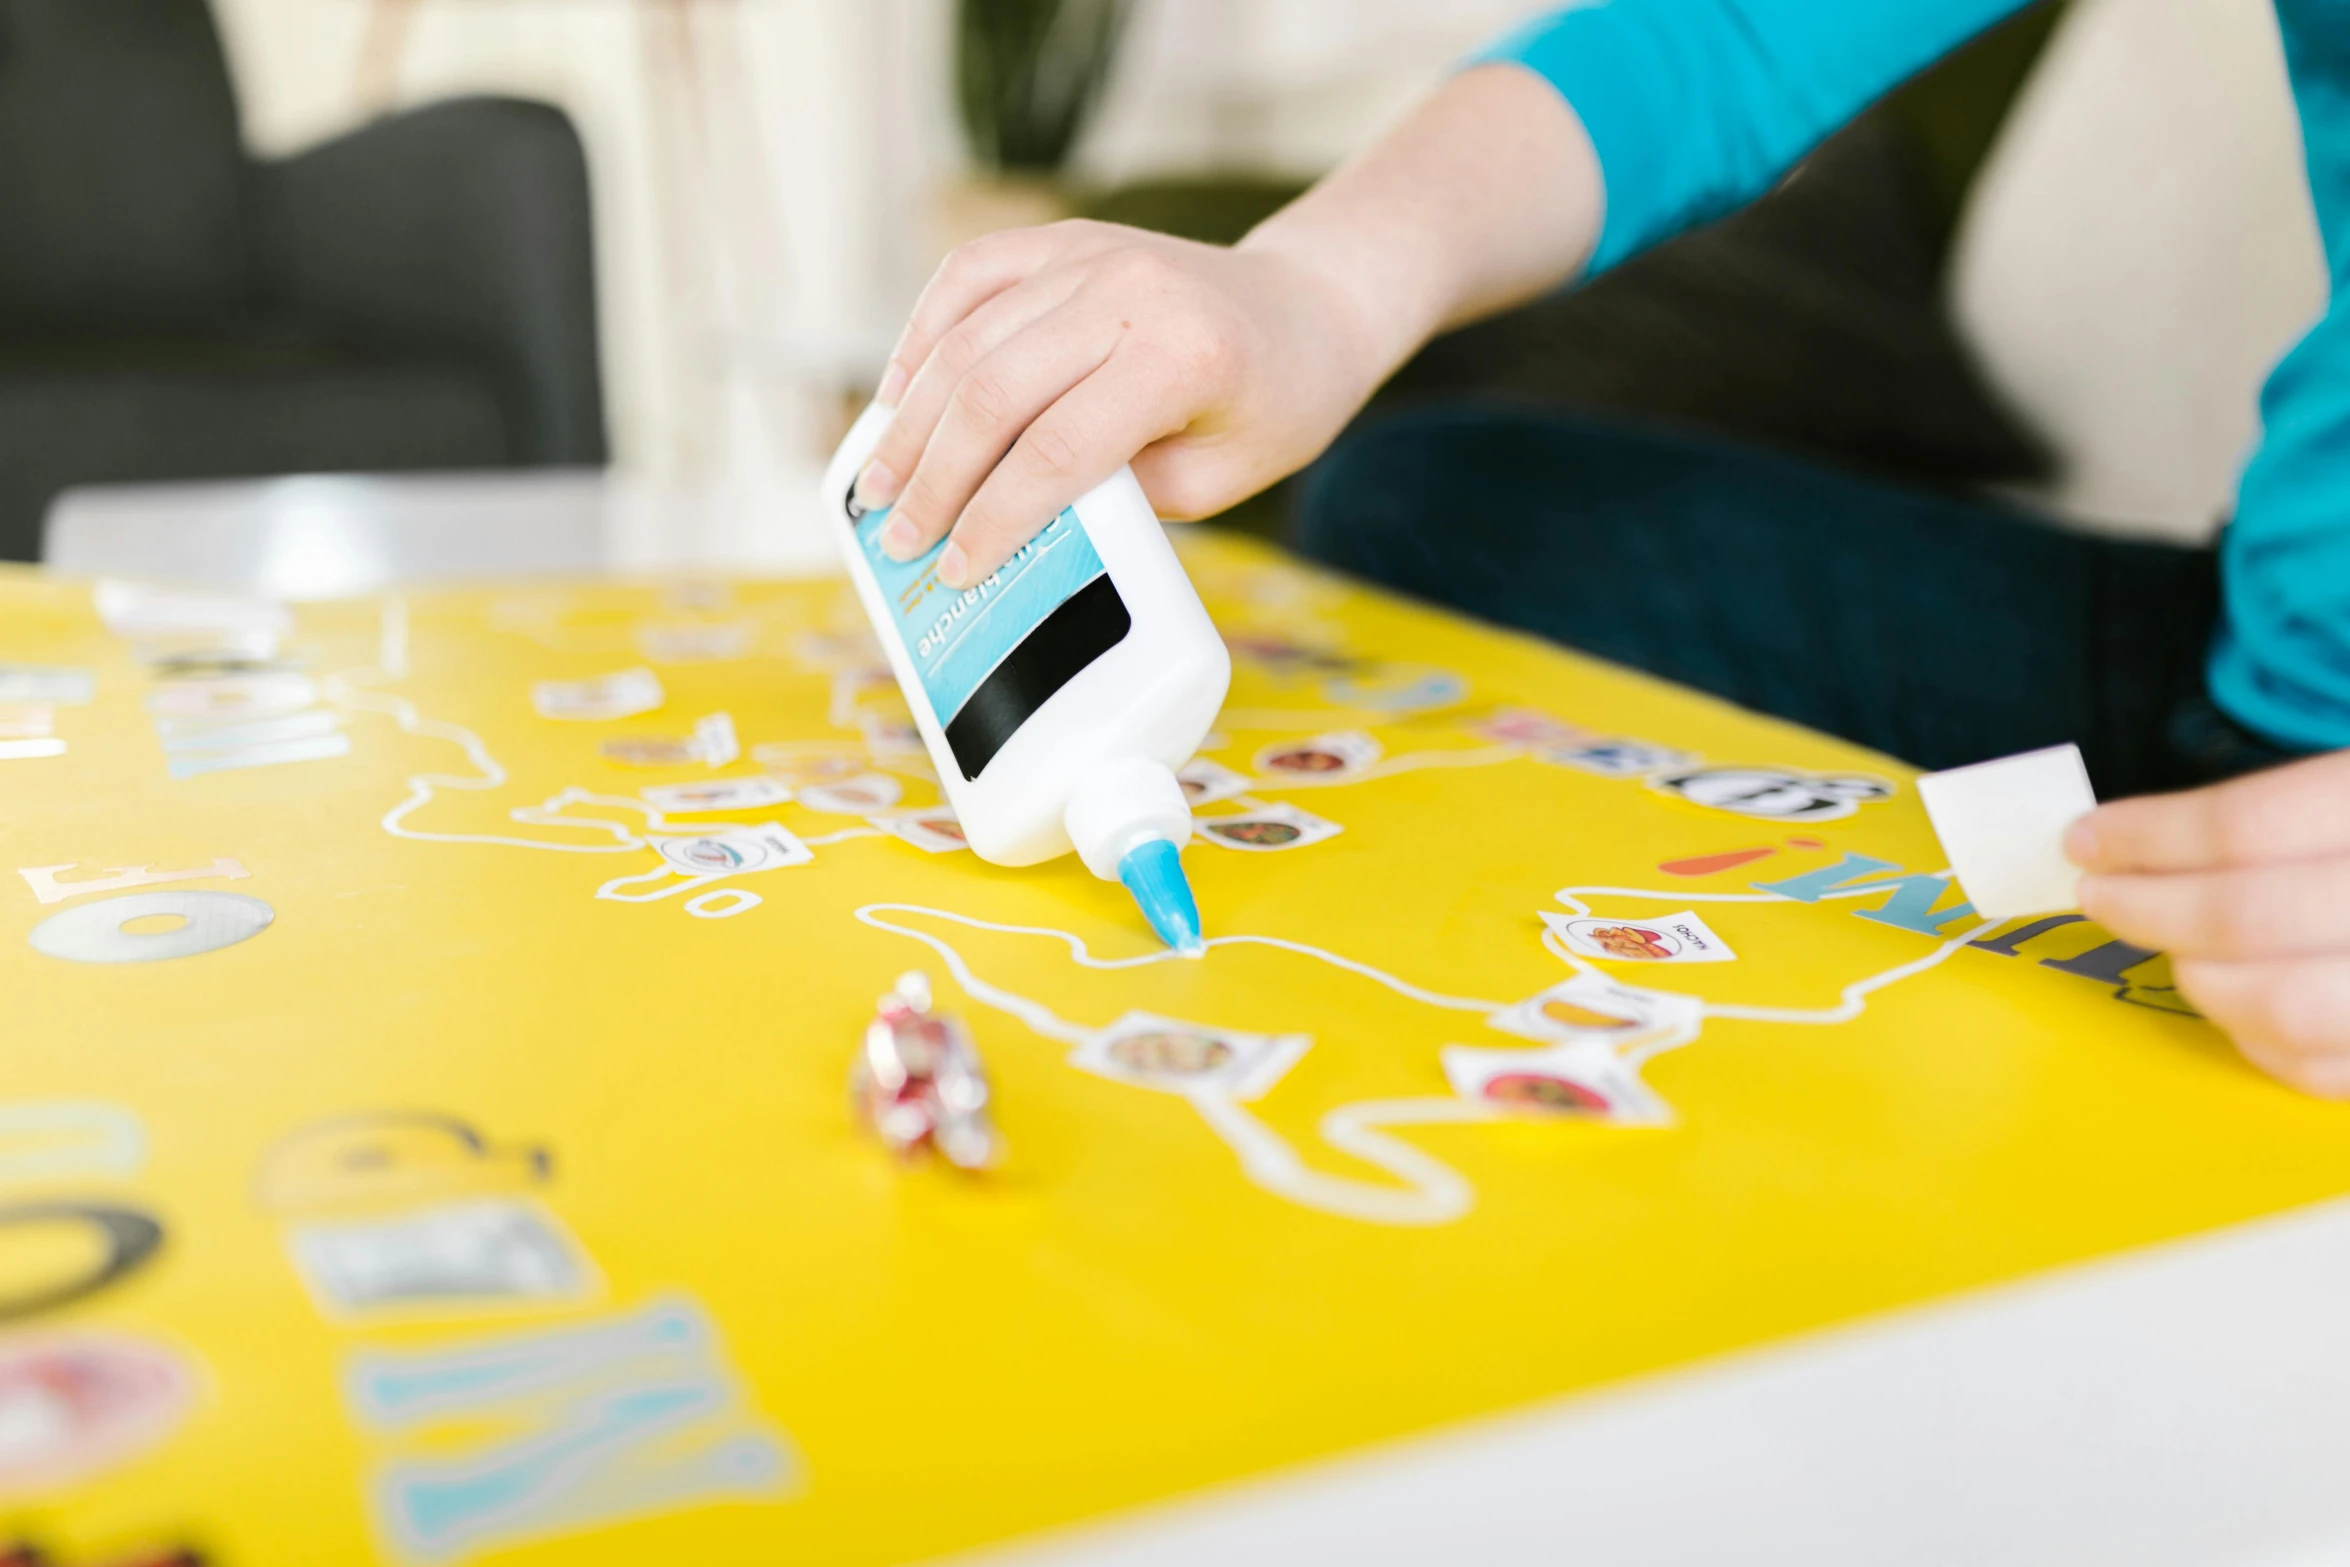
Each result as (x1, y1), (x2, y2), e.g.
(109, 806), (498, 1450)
(1477, 0), (2034, 274)
(2208, 4), (2350, 753)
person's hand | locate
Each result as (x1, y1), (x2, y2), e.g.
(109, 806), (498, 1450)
(2068, 749), (2350, 1096)
(850, 219), (1393, 589)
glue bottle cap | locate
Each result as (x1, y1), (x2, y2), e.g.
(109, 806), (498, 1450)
(1065, 757), (1205, 955)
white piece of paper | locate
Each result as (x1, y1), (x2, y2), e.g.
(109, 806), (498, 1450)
(1917, 742), (2097, 919)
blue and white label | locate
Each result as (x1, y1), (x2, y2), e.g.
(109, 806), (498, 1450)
(855, 505), (1108, 725)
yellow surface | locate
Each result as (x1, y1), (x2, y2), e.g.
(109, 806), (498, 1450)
(2, 531), (2345, 1565)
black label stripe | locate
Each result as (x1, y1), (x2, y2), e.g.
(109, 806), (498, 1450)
(943, 574), (1132, 780)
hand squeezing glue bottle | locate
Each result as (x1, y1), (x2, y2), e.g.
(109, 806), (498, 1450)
(821, 403), (1232, 953)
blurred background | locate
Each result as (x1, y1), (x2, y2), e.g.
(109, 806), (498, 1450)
(3, 0), (2327, 573)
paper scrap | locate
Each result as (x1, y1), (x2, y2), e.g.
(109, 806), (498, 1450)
(1916, 742), (2096, 920)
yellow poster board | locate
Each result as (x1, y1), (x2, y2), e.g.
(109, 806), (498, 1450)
(1, 530), (2343, 1565)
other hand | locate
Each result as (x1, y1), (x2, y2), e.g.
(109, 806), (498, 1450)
(2068, 748), (2350, 1096)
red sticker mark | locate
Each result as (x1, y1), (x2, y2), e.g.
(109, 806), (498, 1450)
(1786, 835), (1826, 850)
(1658, 846), (1778, 878)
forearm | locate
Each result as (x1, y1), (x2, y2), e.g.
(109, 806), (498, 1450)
(1238, 63), (1604, 394)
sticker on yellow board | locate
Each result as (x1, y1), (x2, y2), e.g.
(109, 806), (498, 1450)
(3, 531), (2345, 1566)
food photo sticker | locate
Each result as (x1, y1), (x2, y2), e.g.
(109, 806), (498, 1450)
(0, 665), (94, 707)
(1440, 1041), (1671, 1124)
(876, 812), (969, 853)
(859, 713), (925, 755)
(0, 1334), (196, 1498)
(1253, 730), (1382, 780)
(1541, 738), (1695, 779)
(287, 1197), (593, 1317)
(1486, 972), (1704, 1045)
(1649, 765), (1895, 824)
(1071, 1014), (1311, 1101)
(651, 825), (813, 879)
(1541, 908), (1738, 964)
(800, 773), (904, 814)
(1194, 802), (1343, 853)
(641, 776), (793, 813)
(532, 667), (664, 722)
(1177, 757), (1251, 808)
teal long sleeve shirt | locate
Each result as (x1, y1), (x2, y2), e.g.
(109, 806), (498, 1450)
(1485, 0), (2350, 753)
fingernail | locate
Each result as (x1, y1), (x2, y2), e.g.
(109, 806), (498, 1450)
(879, 517), (920, 559)
(854, 460), (900, 511)
(2062, 814), (2097, 868)
(875, 362), (909, 408)
(937, 540), (970, 588)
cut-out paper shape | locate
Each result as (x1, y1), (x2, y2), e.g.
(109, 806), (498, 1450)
(1542, 738), (1694, 778)
(0, 1202), (164, 1320)
(0, 667), (93, 707)
(1650, 765), (1894, 823)
(1195, 803), (1342, 852)
(1487, 972), (1705, 1046)
(858, 713), (923, 754)
(145, 671), (316, 720)
(1324, 666), (1465, 714)
(875, 812), (968, 853)
(345, 1296), (792, 1563)
(28, 891), (274, 965)
(638, 622), (753, 663)
(800, 774), (903, 814)
(1176, 757), (1250, 807)
(18, 858), (251, 906)
(533, 668), (664, 722)
(1918, 742), (2096, 920)
(752, 750), (865, 784)
(1542, 908), (1737, 964)
(0, 716), (64, 760)
(641, 777), (792, 813)
(0, 1103), (146, 1183)
(256, 1111), (550, 1218)
(601, 712), (738, 769)
(1477, 707), (1588, 748)
(0, 1334), (196, 1500)
(1657, 845), (1779, 878)
(1225, 633), (1355, 677)
(1441, 1041), (1672, 1125)
(1071, 1014), (1310, 1101)
(1255, 731), (1381, 780)
(287, 1198), (593, 1317)
(94, 580), (289, 643)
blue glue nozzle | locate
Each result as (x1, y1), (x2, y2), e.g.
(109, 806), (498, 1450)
(1117, 837), (1205, 956)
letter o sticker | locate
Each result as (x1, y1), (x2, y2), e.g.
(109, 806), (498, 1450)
(29, 891), (275, 964)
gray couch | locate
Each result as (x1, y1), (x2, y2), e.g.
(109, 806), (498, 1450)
(0, 0), (607, 561)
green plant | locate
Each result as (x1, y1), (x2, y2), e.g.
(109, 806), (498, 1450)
(956, 0), (1134, 175)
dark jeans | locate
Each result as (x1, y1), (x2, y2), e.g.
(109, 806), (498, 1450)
(1293, 406), (2287, 799)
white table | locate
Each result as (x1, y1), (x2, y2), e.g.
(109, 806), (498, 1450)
(43, 471), (2350, 1567)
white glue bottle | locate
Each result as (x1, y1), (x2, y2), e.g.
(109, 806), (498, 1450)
(821, 402), (1231, 953)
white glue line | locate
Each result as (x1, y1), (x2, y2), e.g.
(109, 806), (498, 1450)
(1193, 1093), (1481, 1227)
(326, 671), (643, 854)
(853, 904), (1516, 1226)
(1702, 919), (2002, 1025)
(854, 904), (1505, 1013)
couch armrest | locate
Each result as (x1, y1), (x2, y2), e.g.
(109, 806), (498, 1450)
(256, 97), (607, 465)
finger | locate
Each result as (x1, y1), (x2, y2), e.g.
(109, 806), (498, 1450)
(2066, 748), (2350, 874)
(936, 344), (1193, 588)
(856, 269), (1082, 530)
(875, 220), (1117, 411)
(2172, 955), (2350, 1098)
(881, 301), (1124, 573)
(2079, 850), (2350, 961)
